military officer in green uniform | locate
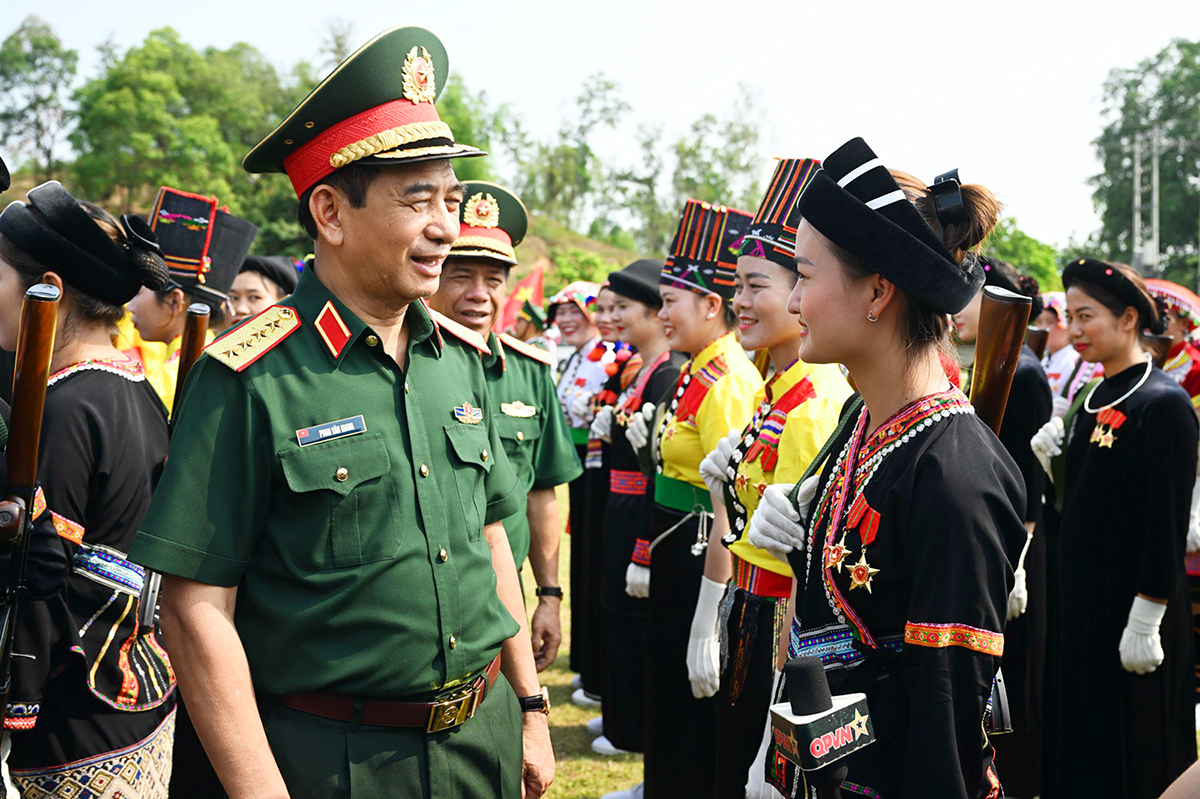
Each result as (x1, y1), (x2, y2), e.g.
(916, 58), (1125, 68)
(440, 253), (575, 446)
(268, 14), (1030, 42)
(128, 27), (554, 799)
(429, 182), (582, 672)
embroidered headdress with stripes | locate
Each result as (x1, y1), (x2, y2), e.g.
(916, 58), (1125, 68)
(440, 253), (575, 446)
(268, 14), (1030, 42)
(740, 157), (821, 271)
(796, 137), (984, 314)
(1146, 278), (1200, 334)
(242, 26), (482, 197)
(661, 200), (752, 301)
(150, 186), (258, 305)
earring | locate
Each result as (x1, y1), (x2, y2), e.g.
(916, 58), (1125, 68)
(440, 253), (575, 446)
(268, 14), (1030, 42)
(706, 312), (715, 320)
(866, 311), (878, 322)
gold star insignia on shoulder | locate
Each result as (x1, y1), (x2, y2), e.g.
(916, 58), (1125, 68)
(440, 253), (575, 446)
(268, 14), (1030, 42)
(848, 551), (880, 592)
(206, 306), (300, 372)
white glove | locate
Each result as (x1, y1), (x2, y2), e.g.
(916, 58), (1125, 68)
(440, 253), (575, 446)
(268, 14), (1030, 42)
(1187, 477), (1200, 554)
(625, 563), (650, 599)
(744, 670), (786, 799)
(590, 406), (614, 443)
(1051, 395), (1071, 419)
(747, 476), (818, 559)
(625, 402), (656, 453)
(699, 427), (742, 495)
(686, 577), (726, 699)
(569, 391), (593, 422)
(1119, 596), (1167, 674)
(1030, 417), (1064, 478)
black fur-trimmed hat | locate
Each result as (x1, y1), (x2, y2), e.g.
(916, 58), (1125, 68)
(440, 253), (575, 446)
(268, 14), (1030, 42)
(797, 137), (983, 314)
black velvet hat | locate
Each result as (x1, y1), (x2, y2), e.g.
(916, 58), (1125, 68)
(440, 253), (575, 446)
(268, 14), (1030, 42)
(1062, 257), (1161, 333)
(449, 181), (528, 266)
(980, 255), (1042, 316)
(609, 258), (663, 308)
(150, 186), (259, 305)
(0, 181), (169, 305)
(797, 137), (983, 314)
(661, 200), (752, 301)
(740, 158), (821, 271)
(241, 254), (300, 294)
(0, 155), (9, 194)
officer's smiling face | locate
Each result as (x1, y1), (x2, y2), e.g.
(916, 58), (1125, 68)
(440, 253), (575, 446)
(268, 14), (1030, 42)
(320, 160), (464, 307)
(430, 258), (508, 335)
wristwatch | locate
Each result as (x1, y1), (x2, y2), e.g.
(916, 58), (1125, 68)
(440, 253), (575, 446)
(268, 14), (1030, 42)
(518, 686), (551, 715)
(534, 586), (563, 598)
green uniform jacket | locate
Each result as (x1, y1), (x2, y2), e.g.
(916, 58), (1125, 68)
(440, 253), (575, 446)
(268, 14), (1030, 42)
(130, 267), (522, 700)
(482, 332), (582, 567)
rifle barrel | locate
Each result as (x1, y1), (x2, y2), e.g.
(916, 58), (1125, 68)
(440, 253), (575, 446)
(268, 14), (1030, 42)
(170, 303), (211, 422)
(969, 286), (1033, 435)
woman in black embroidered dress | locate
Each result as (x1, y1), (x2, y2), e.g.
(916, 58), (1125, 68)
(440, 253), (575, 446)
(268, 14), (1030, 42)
(1037, 259), (1197, 799)
(744, 139), (1025, 799)
(952, 256), (1052, 798)
(0, 182), (175, 798)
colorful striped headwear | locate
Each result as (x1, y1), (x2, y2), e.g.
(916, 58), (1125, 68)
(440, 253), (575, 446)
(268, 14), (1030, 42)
(547, 280), (599, 323)
(1145, 278), (1200, 333)
(661, 200), (752, 301)
(739, 158), (821, 271)
(1041, 291), (1067, 328)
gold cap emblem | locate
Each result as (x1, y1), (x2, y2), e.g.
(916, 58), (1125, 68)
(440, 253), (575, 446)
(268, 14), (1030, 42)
(402, 46), (436, 104)
(463, 192), (500, 229)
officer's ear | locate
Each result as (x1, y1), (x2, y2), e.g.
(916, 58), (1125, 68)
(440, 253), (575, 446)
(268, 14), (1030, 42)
(309, 185), (346, 247)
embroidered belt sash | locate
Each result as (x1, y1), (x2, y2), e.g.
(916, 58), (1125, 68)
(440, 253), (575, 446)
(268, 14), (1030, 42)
(790, 623), (903, 669)
(732, 555), (792, 598)
(654, 474), (712, 514)
(73, 545), (145, 596)
(610, 469), (648, 495)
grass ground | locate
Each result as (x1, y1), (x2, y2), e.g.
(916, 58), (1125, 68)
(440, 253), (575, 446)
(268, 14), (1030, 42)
(522, 532), (642, 799)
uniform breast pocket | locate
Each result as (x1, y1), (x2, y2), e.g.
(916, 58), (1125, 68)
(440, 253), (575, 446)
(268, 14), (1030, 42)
(496, 415), (541, 474)
(279, 433), (399, 570)
(444, 424), (493, 541)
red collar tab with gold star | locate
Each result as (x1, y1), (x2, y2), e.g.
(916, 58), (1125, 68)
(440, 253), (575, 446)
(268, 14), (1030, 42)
(314, 301), (352, 359)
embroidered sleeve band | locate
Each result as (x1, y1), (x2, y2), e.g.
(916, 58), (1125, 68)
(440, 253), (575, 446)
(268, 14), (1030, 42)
(904, 621), (1004, 656)
(631, 538), (651, 567)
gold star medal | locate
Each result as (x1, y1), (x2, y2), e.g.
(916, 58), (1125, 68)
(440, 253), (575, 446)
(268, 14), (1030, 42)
(1099, 428), (1116, 448)
(848, 551), (880, 592)
(824, 535), (849, 572)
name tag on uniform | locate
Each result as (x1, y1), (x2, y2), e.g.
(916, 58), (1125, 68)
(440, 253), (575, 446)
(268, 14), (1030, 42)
(296, 415), (367, 446)
(501, 401), (537, 418)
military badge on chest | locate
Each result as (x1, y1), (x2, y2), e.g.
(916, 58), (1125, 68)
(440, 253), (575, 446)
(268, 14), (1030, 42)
(454, 402), (483, 424)
(1089, 407), (1127, 449)
(501, 401), (536, 418)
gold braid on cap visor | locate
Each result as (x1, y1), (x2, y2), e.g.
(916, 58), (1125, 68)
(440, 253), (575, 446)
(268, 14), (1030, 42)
(454, 235), (516, 261)
(328, 121), (455, 168)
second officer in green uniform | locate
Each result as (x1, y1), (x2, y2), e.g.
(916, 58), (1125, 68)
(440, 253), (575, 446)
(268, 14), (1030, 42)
(430, 182), (582, 672)
(129, 26), (554, 799)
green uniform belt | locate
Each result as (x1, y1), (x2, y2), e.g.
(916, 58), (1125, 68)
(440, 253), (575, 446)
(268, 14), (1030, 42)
(570, 427), (589, 446)
(654, 474), (713, 514)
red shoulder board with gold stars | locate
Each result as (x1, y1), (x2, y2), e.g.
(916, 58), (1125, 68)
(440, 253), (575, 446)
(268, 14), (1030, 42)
(498, 332), (553, 367)
(206, 305), (301, 372)
(427, 306), (491, 355)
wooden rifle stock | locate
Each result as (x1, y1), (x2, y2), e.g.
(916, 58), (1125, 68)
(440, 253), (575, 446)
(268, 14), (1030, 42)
(170, 303), (211, 424)
(969, 286), (1033, 435)
(1024, 326), (1049, 360)
(0, 284), (60, 725)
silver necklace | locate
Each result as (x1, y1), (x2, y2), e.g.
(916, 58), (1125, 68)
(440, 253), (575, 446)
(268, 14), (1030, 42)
(1082, 358), (1153, 414)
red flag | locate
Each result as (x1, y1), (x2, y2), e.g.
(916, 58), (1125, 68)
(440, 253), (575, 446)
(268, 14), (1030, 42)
(495, 267), (544, 333)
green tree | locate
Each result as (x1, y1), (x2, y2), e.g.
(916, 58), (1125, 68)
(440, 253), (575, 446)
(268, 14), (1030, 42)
(1090, 38), (1200, 284)
(0, 16), (78, 181)
(987, 217), (1062, 291)
(544, 246), (617, 297)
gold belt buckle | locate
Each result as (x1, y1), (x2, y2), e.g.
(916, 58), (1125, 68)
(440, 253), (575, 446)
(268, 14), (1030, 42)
(426, 684), (477, 733)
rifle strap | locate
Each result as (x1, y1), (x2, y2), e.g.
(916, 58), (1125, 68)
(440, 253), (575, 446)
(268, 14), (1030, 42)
(787, 395), (865, 511)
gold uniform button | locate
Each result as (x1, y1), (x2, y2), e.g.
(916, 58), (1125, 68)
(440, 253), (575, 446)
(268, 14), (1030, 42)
(335, 467), (349, 482)
(481, 449), (489, 462)
(405, 382), (411, 394)
(420, 464), (429, 477)
(365, 334), (380, 347)
(438, 547), (448, 562)
(448, 635), (457, 649)
(516, 430), (524, 441)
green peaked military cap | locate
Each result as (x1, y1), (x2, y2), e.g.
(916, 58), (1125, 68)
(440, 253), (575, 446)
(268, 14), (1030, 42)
(242, 26), (483, 197)
(518, 299), (547, 331)
(450, 181), (529, 266)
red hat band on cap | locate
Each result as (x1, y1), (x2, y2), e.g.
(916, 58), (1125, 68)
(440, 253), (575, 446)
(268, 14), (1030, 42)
(283, 98), (445, 196)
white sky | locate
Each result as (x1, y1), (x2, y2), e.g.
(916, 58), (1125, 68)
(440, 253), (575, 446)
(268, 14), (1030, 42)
(12, 0), (1200, 249)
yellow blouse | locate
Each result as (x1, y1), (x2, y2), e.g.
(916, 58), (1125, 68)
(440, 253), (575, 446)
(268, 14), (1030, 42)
(658, 332), (762, 488)
(726, 359), (852, 576)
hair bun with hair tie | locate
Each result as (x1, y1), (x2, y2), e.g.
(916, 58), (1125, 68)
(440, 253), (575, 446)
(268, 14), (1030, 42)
(118, 213), (170, 291)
